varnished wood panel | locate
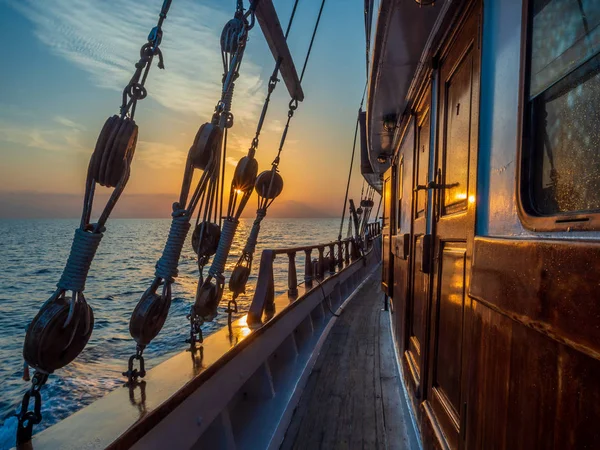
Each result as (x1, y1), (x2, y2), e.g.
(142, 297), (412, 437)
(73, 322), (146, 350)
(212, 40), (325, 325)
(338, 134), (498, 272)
(392, 255), (409, 351)
(470, 237), (600, 360)
(466, 299), (600, 450)
(432, 243), (466, 419)
(466, 302), (512, 450)
(406, 234), (428, 392)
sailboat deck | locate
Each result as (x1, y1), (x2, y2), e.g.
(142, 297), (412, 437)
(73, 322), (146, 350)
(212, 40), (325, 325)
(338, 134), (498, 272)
(282, 276), (418, 450)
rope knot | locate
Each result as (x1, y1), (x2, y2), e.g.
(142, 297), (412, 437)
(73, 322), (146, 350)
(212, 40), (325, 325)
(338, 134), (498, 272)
(155, 214), (191, 281)
(57, 229), (103, 292)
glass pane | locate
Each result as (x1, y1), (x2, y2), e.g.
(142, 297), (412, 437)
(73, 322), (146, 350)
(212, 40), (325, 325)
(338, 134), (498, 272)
(531, 0), (600, 98)
(531, 55), (600, 214)
(416, 112), (430, 217)
(443, 52), (473, 212)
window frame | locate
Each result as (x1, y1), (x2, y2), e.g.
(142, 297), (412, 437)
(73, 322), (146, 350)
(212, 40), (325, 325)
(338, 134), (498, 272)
(518, 0), (600, 231)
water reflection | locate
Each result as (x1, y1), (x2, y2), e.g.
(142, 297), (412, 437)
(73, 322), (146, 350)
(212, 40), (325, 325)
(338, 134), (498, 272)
(127, 381), (147, 420)
(0, 218), (342, 442)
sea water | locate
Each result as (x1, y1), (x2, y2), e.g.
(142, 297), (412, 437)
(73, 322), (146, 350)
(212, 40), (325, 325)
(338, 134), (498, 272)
(0, 218), (341, 448)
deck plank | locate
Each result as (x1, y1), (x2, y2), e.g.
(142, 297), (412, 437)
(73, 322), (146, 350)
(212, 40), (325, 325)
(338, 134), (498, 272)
(281, 275), (418, 449)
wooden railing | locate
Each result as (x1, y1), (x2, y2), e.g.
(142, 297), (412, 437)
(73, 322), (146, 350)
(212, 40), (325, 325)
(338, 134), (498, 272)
(32, 228), (383, 450)
(365, 221), (381, 238)
(248, 224), (381, 325)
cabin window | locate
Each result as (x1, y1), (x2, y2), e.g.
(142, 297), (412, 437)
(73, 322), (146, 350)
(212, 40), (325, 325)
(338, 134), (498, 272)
(525, 0), (600, 216)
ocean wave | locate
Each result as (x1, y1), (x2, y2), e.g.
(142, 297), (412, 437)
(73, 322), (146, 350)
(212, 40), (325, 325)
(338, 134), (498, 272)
(0, 218), (340, 442)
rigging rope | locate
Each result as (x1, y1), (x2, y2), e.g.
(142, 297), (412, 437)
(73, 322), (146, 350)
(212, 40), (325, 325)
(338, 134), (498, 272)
(18, 0), (173, 442)
(226, 0), (329, 318)
(125, 1), (256, 379)
(338, 83), (368, 241)
(192, 0), (303, 326)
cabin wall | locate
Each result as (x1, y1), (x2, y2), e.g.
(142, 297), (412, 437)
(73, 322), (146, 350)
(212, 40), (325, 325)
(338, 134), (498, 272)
(381, 0), (600, 448)
(477, 0), (600, 240)
(471, 0), (600, 448)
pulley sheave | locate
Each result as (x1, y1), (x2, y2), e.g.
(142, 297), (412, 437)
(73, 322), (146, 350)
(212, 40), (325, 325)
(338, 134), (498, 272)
(233, 156), (259, 192)
(255, 170), (284, 200)
(190, 123), (222, 170)
(129, 290), (171, 348)
(23, 295), (94, 374)
(221, 17), (245, 54)
(192, 221), (221, 257)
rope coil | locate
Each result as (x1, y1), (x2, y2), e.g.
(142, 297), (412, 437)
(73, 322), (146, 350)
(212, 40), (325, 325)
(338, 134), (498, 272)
(155, 212), (191, 281)
(208, 219), (238, 277)
(57, 229), (103, 292)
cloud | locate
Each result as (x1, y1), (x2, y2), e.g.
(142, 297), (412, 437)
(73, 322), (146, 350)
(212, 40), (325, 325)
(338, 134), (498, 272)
(54, 116), (85, 130)
(135, 140), (187, 169)
(266, 119), (284, 133)
(8, 0), (266, 123)
(0, 117), (87, 153)
(226, 156), (239, 167)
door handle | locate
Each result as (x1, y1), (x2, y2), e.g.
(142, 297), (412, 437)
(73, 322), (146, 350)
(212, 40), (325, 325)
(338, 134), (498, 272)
(414, 181), (458, 192)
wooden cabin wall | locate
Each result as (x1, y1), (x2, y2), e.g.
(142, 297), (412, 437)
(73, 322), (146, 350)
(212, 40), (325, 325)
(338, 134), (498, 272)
(385, 0), (600, 448)
(464, 0), (600, 447)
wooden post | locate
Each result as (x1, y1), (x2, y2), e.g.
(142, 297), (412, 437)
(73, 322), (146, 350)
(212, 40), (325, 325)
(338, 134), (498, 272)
(248, 250), (275, 326)
(304, 248), (313, 288)
(287, 252), (298, 297)
(318, 246), (325, 279)
(344, 240), (350, 265)
(328, 244), (336, 273)
(337, 241), (344, 269)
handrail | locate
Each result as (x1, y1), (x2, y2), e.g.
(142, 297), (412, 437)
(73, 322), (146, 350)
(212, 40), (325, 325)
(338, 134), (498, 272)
(31, 233), (383, 450)
(248, 224), (382, 325)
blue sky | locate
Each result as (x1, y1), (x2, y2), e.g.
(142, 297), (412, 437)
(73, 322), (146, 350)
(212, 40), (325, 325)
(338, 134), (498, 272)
(0, 0), (369, 218)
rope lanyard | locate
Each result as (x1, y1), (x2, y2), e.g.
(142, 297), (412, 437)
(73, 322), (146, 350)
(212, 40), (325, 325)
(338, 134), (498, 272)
(125, 1), (256, 380)
(338, 82), (368, 241)
(191, 0), (302, 328)
(225, 0), (329, 314)
(18, 1), (173, 443)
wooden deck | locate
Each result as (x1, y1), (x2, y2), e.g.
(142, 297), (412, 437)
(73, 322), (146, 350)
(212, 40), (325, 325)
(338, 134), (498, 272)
(281, 275), (419, 450)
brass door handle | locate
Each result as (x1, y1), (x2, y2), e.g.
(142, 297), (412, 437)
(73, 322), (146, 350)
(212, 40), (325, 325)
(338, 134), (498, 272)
(414, 181), (458, 192)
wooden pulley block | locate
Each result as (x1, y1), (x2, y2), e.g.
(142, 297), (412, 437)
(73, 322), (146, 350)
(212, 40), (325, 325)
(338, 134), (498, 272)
(90, 115), (138, 188)
(193, 281), (222, 322)
(232, 156), (259, 193)
(360, 199), (374, 208)
(129, 291), (171, 348)
(192, 221), (221, 257)
(255, 170), (284, 200)
(357, 207), (364, 215)
(189, 123), (222, 170)
(229, 265), (251, 297)
(23, 295), (94, 373)
(220, 17), (245, 54)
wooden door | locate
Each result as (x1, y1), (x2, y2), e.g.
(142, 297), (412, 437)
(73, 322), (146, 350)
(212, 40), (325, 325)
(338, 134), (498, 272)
(382, 170), (393, 296)
(405, 90), (432, 397)
(425, 4), (480, 449)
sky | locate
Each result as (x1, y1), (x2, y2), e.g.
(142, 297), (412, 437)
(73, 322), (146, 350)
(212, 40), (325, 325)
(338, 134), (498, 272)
(0, 0), (370, 218)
